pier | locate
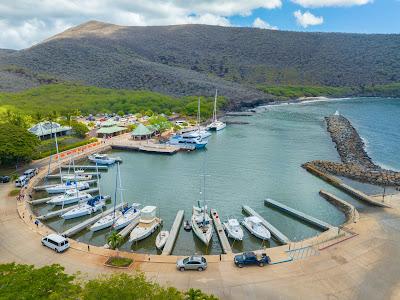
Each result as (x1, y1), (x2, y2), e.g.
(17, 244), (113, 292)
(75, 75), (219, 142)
(46, 173), (101, 179)
(242, 205), (290, 244)
(162, 210), (184, 255)
(60, 165), (108, 170)
(264, 198), (333, 231)
(33, 179), (98, 191)
(210, 209), (232, 254)
(111, 143), (179, 155)
(62, 203), (125, 237)
(118, 218), (140, 239)
(29, 187), (100, 205)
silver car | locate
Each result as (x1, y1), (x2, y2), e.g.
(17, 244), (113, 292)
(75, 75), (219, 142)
(176, 255), (207, 271)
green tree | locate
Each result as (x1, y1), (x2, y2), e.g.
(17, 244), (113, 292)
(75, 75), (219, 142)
(184, 288), (219, 300)
(0, 263), (81, 300)
(148, 115), (172, 133)
(107, 231), (124, 250)
(71, 121), (89, 138)
(0, 123), (40, 165)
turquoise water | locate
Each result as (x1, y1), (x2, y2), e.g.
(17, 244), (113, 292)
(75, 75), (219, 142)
(34, 97), (400, 255)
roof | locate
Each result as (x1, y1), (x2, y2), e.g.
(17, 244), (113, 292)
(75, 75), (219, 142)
(131, 123), (153, 136)
(101, 119), (118, 127)
(97, 125), (126, 134)
(44, 233), (67, 243)
(28, 121), (71, 137)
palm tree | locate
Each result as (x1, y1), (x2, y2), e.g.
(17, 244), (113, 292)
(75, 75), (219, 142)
(185, 288), (218, 300)
(107, 231), (124, 252)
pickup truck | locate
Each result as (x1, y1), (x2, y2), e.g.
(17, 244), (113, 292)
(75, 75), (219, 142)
(234, 251), (271, 268)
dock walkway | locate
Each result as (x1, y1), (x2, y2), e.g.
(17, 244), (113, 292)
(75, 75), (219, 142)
(46, 173), (101, 179)
(60, 165), (108, 170)
(242, 205), (290, 244)
(62, 203), (124, 237)
(264, 198), (333, 231)
(210, 209), (232, 254)
(162, 210), (184, 255)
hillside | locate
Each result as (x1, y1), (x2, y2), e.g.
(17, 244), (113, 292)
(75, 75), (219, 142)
(1, 21), (399, 107)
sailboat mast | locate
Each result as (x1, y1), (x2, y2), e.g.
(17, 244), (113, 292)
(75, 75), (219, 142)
(197, 96), (201, 133)
(112, 162), (119, 225)
(52, 121), (62, 184)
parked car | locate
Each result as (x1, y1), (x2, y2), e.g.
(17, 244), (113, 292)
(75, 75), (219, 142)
(23, 168), (37, 179)
(41, 234), (70, 253)
(0, 176), (10, 183)
(176, 255), (207, 271)
(15, 175), (29, 187)
(234, 252), (271, 268)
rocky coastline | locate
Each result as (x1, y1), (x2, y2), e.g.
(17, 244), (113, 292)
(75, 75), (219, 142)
(303, 114), (400, 187)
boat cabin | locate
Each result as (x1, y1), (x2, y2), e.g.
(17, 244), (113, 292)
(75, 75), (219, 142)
(140, 206), (157, 223)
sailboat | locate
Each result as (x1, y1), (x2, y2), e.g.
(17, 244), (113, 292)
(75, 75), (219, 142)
(207, 89), (226, 131)
(112, 203), (141, 230)
(183, 97), (211, 140)
(62, 169), (92, 181)
(191, 166), (213, 245)
(46, 181), (89, 194)
(61, 196), (105, 220)
(46, 189), (92, 206)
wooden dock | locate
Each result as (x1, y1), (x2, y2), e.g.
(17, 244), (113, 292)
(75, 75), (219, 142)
(34, 179), (98, 191)
(264, 198), (332, 231)
(210, 209), (232, 254)
(304, 164), (391, 208)
(30, 187), (100, 205)
(62, 203), (125, 237)
(61, 165), (108, 170)
(242, 205), (290, 244)
(162, 210), (184, 255)
(37, 195), (111, 220)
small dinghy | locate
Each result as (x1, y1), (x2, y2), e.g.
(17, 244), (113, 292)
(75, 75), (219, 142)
(223, 218), (244, 241)
(155, 231), (169, 250)
(183, 220), (192, 231)
(242, 216), (271, 240)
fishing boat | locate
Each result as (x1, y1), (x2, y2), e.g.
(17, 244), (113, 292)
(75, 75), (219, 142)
(168, 135), (208, 149)
(223, 218), (244, 241)
(183, 220), (192, 231)
(112, 204), (141, 230)
(207, 89), (226, 131)
(46, 181), (89, 194)
(62, 170), (92, 181)
(46, 189), (92, 206)
(155, 231), (169, 250)
(88, 153), (121, 165)
(191, 205), (213, 245)
(129, 206), (162, 243)
(242, 216), (271, 240)
(61, 197), (105, 220)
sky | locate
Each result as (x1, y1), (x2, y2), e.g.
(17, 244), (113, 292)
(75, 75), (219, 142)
(0, 0), (399, 50)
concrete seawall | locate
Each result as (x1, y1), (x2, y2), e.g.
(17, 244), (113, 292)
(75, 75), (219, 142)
(319, 190), (359, 225)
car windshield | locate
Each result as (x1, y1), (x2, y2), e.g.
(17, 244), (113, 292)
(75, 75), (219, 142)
(183, 258), (189, 264)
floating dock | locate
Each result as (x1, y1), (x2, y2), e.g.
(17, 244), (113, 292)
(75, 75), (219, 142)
(162, 210), (184, 255)
(118, 218), (140, 239)
(242, 205), (290, 244)
(33, 179), (98, 191)
(304, 164), (391, 208)
(111, 143), (180, 155)
(210, 209), (232, 254)
(60, 165), (108, 170)
(264, 198), (333, 231)
(46, 173), (101, 179)
(30, 187), (100, 205)
(37, 195), (111, 220)
(62, 203), (125, 237)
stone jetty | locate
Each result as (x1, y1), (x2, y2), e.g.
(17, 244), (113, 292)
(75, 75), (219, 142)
(303, 114), (400, 187)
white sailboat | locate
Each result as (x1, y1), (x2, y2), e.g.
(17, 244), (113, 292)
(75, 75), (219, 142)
(207, 89), (226, 131)
(223, 218), (244, 241)
(129, 206), (162, 243)
(191, 205), (213, 245)
(183, 97), (211, 139)
(242, 216), (271, 240)
(61, 196), (105, 220)
(62, 170), (92, 181)
(155, 230), (169, 250)
(46, 189), (92, 206)
(112, 204), (141, 230)
(46, 181), (89, 194)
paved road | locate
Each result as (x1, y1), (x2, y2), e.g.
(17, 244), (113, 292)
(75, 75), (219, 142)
(1, 182), (400, 299)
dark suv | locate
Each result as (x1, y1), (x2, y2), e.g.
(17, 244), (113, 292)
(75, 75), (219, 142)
(0, 176), (10, 183)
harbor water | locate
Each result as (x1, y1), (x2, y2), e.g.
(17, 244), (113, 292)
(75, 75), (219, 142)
(33, 97), (400, 255)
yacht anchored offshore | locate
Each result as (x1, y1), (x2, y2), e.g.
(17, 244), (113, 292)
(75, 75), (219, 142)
(191, 205), (213, 245)
(223, 218), (244, 241)
(46, 189), (92, 206)
(129, 206), (161, 243)
(61, 197), (105, 220)
(242, 216), (271, 240)
(45, 181), (89, 194)
(88, 153), (121, 165)
(207, 89), (226, 131)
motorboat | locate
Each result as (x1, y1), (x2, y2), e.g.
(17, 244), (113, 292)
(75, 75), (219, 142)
(207, 89), (226, 131)
(129, 206), (161, 243)
(168, 135), (208, 149)
(242, 216), (271, 240)
(62, 170), (92, 181)
(46, 181), (89, 194)
(61, 197), (105, 220)
(223, 218), (244, 241)
(112, 203), (141, 230)
(155, 231), (169, 250)
(183, 220), (192, 231)
(90, 209), (123, 231)
(46, 189), (92, 206)
(191, 205), (213, 245)
(182, 128), (211, 140)
(88, 153), (122, 165)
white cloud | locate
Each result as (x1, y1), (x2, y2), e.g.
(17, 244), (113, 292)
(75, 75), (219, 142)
(292, 0), (372, 8)
(252, 18), (278, 30)
(294, 10), (323, 28)
(0, 0), (283, 49)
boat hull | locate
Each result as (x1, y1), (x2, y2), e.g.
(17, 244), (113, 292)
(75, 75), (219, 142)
(129, 222), (160, 243)
(191, 215), (213, 245)
(242, 221), (271, 240)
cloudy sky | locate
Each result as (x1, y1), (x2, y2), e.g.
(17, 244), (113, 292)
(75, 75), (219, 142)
(0, 0), (399, 50)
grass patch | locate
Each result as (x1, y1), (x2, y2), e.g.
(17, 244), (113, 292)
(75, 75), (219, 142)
(105, 256), (133, 268)
(8, 189), (20, 197)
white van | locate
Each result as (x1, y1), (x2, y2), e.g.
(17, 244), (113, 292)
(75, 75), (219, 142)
(15, 175), (28, 187)
(23, 169), (36, 179)
(41, 234), (70, 253)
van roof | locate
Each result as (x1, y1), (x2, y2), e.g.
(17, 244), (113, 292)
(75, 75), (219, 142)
(45, 233), (67, 243)
(17, 175), (27, 180)
(24, 169), (35, 173)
